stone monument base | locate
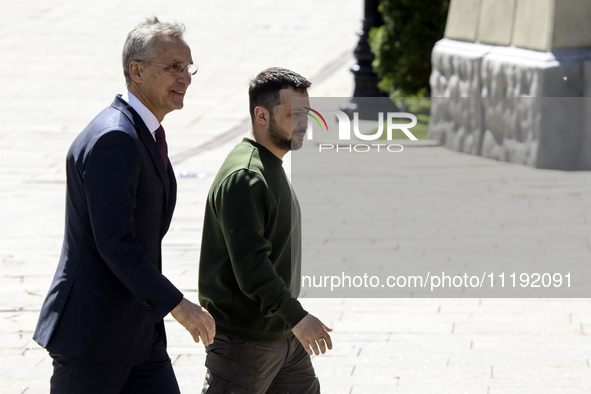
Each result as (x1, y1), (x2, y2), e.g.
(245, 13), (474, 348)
(429, 38), (591, 170)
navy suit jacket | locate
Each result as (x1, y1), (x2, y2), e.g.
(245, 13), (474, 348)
(33, 96), (183, 365)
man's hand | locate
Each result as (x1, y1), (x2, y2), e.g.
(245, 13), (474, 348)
(292, 314), (333, 356)
(171, 298), (215, 346)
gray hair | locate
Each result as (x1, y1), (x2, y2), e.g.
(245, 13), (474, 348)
(122, 16), (186, 85)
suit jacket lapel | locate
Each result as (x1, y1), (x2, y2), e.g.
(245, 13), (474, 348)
(163, 164), (177, 236)
(111, 96), (171, 206)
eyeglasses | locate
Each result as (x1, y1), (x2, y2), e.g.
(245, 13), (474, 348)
(139, 61), (199, 76)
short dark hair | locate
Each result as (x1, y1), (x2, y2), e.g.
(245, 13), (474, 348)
(248, 67), (311, 122)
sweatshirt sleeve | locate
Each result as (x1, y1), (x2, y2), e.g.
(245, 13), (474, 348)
(214, 169), (307, 328)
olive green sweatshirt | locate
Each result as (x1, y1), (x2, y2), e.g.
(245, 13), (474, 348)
(198, 138), (307, 342)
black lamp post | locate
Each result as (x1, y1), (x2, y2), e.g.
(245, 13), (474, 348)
(342, 0), (397, 119)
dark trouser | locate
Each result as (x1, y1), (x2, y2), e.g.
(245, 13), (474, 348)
(202, 333), (320, 394)
(48, 329), (180, 394)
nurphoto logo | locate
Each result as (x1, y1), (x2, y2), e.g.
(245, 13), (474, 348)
(303, 108), (419, 153)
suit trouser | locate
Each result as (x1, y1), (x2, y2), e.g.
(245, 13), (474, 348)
(202, 333), (321, 394)
(48, 327), (180, 394)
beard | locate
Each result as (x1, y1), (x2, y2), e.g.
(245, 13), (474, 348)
(268, 115), (306, 152)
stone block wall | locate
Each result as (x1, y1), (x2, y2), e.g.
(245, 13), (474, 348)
(429, 0), (591, 170)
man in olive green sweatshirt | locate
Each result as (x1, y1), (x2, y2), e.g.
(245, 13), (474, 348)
(198, 67), (333, 393)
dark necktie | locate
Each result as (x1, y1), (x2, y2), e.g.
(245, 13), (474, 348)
(154, 125), (168, 168)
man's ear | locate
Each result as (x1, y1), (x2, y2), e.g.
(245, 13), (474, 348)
(254, 106), (269, 126)
(129, 61), (143, 84)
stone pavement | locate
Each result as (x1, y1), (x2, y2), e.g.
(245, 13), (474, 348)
(2, 1), (591, 393)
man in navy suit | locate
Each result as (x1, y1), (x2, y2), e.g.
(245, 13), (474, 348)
(33, 17), (215, 393)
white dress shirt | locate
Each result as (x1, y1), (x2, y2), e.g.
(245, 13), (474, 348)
(120, 91), (160, 141)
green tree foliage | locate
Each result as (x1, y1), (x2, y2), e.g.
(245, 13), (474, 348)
(369, 0), (449, 97)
